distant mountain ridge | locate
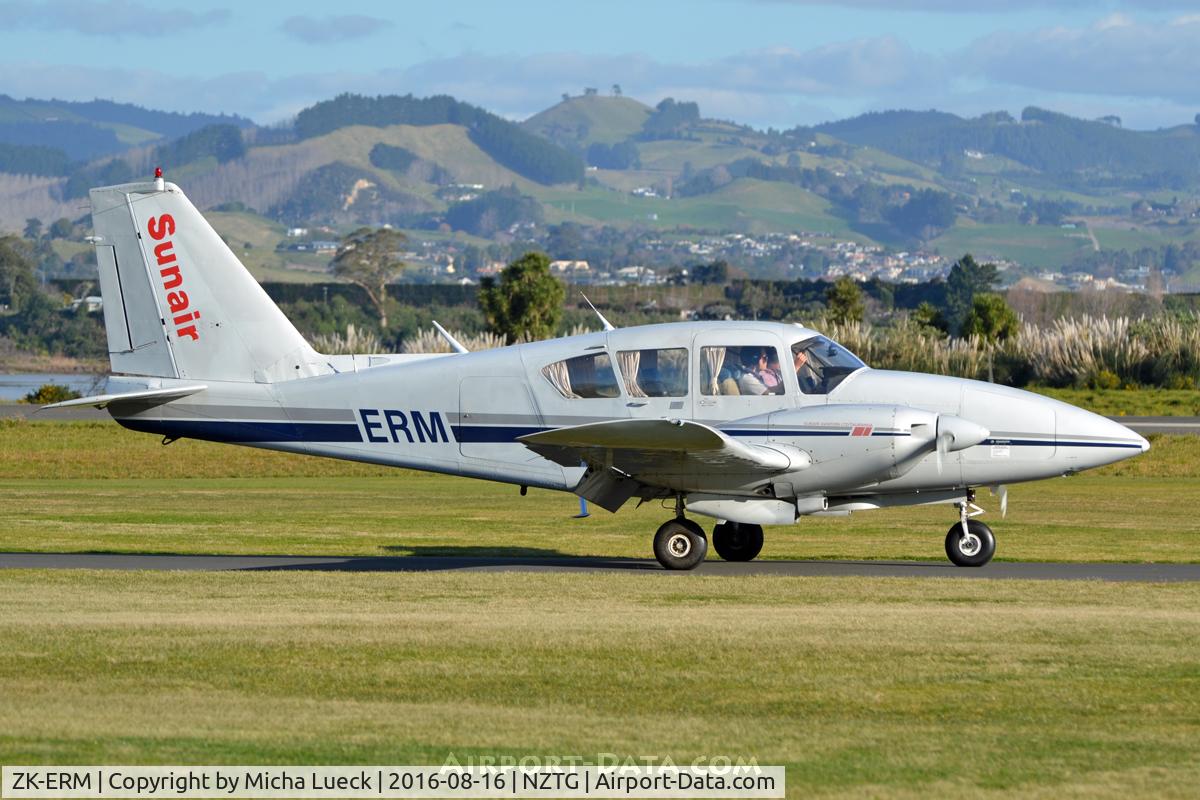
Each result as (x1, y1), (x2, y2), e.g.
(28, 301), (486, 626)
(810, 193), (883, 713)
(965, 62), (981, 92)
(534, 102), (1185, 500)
(0, 95), (253, 161)
(4, 91), (1200, 289)
(815, 107), (1200, 188)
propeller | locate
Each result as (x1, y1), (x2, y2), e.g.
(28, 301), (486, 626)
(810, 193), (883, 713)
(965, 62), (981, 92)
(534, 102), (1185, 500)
(990, 484), (1008, 517)
(932, 415), (990, 475)
(896, 413), (990, 478)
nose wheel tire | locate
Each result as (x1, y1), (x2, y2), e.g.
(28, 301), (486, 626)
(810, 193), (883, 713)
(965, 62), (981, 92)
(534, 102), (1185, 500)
(945, 520), (996, 567)
(653, 519), (708, 570)
(712, 522), (764, 562)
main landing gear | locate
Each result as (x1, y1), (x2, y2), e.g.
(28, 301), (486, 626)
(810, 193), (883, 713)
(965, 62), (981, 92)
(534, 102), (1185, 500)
(712, 522), (764, 562)
(945, 495), (996, 567)
(653, 497), (765, 570)
(653, 518), (708, 570)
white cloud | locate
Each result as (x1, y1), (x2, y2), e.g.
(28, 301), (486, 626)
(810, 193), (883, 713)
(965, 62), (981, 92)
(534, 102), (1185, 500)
(279, 15), (392, 45)
(969, 14), (1200, 104)
(0, 0), (228, 36)
(749, 1), (1200, 11)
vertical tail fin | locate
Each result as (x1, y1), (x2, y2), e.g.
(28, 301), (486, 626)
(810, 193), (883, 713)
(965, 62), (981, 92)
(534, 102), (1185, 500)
(90, 178), (327, 382)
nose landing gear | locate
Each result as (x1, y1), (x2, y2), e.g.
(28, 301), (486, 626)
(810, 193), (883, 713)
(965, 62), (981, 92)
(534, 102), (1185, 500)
(945, 496), (996, 567)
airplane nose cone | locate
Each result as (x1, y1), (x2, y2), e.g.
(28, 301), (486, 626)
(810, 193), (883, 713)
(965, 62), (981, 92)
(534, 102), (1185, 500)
(1057, 404), (1149, 467)
(1133, 427), (1150, 453)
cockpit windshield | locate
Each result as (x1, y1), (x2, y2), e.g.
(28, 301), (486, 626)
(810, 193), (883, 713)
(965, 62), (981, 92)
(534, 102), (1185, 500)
(790, 335), (866, 394)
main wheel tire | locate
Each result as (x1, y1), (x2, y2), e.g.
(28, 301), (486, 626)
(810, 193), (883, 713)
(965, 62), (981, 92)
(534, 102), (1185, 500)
(653, 519), (708, 570)
(712, 522), (764, 562)
(945, 520), (996, 567)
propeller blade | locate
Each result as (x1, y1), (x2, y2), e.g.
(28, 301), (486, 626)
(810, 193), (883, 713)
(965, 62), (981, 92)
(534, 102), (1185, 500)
(988, 484), (1008, 517)
(935, 432), (952, 475)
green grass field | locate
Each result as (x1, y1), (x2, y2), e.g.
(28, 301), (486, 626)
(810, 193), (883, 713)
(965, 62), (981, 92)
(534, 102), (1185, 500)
(1, 570), (1198, 797)
(1029, 387), (1200, 417)
(931, 222), (1095, 269)
(535, 180), (856, 236)
(2, 421), (1198, 796)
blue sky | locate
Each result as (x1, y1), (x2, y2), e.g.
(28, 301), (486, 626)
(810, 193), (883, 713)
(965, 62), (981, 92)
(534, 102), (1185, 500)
(2, 0), (1199, 129)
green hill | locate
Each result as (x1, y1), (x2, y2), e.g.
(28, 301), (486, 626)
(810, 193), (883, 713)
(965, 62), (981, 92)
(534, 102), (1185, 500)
(293, 93), (583, 186)
(6, 90), (1200, 284)
(522, 95), (652, 148)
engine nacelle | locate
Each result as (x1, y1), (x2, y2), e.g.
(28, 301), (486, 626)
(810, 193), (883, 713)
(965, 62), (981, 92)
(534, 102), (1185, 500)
(725, 403), (984, 495)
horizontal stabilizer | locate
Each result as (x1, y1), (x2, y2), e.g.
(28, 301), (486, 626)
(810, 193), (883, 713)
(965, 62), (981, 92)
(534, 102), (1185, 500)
(38, 384), (207, 411)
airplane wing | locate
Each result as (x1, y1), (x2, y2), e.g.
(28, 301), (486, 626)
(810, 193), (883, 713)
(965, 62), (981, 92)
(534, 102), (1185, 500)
(518, 418), (792, 485)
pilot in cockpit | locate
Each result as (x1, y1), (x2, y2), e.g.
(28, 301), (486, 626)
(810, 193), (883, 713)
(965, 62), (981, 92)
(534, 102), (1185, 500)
(793, 343), (821, 394)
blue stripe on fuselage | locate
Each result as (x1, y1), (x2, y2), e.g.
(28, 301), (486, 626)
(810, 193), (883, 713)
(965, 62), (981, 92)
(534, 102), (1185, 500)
(451, 424), (546, 442)
(117, 418), (364, 443)
(113, 418), (1144, 451)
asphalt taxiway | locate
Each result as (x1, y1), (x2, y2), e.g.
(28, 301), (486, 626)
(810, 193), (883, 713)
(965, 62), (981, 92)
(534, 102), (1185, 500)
(1, 552), (1197, 581)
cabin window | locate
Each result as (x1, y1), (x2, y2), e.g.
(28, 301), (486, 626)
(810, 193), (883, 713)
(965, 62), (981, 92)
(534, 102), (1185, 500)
(617, 347), (689, 397)
(699, 345), (786, 396)
(791, 336), (866, 394)
(541, 352), (621, 399)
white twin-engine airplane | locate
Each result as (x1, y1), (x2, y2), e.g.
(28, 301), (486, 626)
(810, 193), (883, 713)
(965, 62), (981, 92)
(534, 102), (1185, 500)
(47, 174), (1150, 570)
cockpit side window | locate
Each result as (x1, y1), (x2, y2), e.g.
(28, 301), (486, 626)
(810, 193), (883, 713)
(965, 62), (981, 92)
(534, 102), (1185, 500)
(617, 348), (688, 397)
(541, 352), (621, 399)
(699, 344), (786, 396)
(791, 335), (866, 394)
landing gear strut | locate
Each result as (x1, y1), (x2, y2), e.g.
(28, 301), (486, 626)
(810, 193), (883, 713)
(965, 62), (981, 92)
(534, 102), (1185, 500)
(712, 522), (764, 562)
(945, 496), (995, 567)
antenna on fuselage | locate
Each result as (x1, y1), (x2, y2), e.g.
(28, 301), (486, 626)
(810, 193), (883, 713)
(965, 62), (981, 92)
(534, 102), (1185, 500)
(432, 320), (469, 354)
(580, 292), (615, 332)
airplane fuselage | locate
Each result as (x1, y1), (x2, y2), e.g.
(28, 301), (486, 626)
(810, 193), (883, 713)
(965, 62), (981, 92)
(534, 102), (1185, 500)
(107, 321), (1147, 511)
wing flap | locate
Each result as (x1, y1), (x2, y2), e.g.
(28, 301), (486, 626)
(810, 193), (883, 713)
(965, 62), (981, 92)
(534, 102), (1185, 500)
(518, 418), (790, 475)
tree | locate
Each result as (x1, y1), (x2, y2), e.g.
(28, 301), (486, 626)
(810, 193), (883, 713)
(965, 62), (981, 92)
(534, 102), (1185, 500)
(912, 301), (949, 336)
(479, 251), (564, 343)
(825, 276), (864, 325)
(962, 292), (1019, 383)
(446, 186), (543, 237)
(49, 218), (74, 240)
(0, 236), (39, 312)
(944, 253), (999, 334)
(691, 260), (730, 285)
(331, 227), (406, 329)
(23, 218), (42, 241)
(612, 84), (622, 96)
(886, 188), (956, 240)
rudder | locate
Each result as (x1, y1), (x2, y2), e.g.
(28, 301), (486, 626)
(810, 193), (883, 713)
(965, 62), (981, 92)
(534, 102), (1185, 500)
(90, 176), (327, 382)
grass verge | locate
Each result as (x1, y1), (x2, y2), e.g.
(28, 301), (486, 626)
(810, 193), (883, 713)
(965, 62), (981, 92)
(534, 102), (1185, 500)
(0, 570), (1197, 798)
